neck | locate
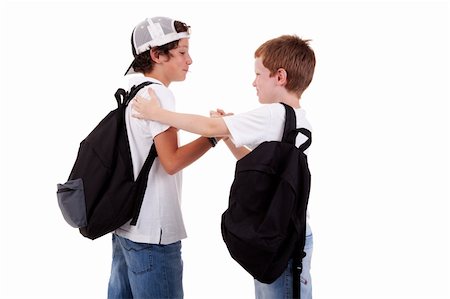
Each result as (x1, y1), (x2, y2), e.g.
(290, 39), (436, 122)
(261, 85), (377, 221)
(279, 92), (301, 109)
(144, 70), (170, 87)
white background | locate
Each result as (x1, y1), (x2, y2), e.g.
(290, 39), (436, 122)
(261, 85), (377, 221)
(1, 1), (449, 298)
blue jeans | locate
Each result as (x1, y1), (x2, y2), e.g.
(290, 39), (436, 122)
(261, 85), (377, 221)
(254, 230), (313, 299)
(108, 234), (183, 299)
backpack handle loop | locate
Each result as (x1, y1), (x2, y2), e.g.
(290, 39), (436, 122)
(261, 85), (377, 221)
(114, 88), (127, 108)
(296, 128), (312, 152)
(280, 103), (312, 152)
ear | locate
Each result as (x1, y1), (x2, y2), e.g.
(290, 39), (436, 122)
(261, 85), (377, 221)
(276, 68), (288, 86)
(150, 49), (161, 63)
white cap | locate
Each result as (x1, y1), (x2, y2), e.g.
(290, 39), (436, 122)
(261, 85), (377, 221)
(125, 16), (190, 75)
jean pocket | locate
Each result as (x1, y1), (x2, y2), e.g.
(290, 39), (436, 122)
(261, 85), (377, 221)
(57, 178), (87, 228)
(119, 237), (153, 274)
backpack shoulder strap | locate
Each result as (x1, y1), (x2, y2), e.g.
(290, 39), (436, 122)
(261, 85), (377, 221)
(293, 241), (305, 299)
(279, 105), (312, 299)
(125, 81), (154, 106)
(117, 80), (157, 226)
(130, 142), (157, 225)
(114, 81), (154, 108)
(281, 103), (297, 144)
(280, 103), (312, 151)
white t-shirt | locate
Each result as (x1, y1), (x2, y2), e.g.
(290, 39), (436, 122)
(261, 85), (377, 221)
(115, 76), (186, 245)
(223, 103), (312, 151)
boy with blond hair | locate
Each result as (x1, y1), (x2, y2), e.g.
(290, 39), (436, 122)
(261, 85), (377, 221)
(133, 34), (316, 299)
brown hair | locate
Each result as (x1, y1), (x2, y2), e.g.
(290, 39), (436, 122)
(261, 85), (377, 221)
(255, 35), (315, 97)
(132, 21), (190, 74)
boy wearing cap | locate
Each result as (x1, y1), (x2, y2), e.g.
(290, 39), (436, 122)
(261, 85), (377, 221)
(107, 17), (217, 299)
(132, 34), (315, 299)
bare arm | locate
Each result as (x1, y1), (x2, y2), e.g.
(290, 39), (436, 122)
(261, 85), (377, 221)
(222, 137), (251, 160)
(133, 88), (230, 138)
(209, 109), (251, 160)
(154, 127), (214, 175)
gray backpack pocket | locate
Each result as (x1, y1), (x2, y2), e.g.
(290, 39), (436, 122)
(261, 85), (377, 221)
(57, 178), (87, 228)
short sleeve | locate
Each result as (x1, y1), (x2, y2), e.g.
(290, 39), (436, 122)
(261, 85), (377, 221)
(223, 105), (273, 148)
(133, 84), (175, 138)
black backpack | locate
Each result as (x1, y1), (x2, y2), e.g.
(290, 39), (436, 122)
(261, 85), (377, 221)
(57, 81), (157, 240)
(221, 103), (311, 299)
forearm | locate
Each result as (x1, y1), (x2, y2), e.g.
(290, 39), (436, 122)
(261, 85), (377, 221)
(154, 108), (229, 137)
(223, 137), (251, 160)
(155, 127), (214, 175)
(159, 136), (213, 175)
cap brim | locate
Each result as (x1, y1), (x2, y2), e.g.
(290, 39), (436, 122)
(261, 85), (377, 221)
(124, 58), (137, 76)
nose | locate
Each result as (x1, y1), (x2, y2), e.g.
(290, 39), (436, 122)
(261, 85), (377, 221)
(186, 53), (193, 65)
(252, 78), (257, 87)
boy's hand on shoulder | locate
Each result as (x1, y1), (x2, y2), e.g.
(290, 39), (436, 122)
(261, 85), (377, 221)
(132, 88), (160, 120)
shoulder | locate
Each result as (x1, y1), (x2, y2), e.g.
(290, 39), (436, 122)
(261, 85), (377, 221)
(130, 77), (175, 110)
(264, 103), (286, 125)
(137, 80), (172, 99)
(295, 108), (312, 131)
(267, 103), (286, 116)
(266, 103), (312, 130)
(243, 103), (282, 119)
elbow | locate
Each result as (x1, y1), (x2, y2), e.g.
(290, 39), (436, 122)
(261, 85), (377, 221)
(160, 160), (181, 175)
(165, 167), (179, 176)
(203, 120), (225, 137)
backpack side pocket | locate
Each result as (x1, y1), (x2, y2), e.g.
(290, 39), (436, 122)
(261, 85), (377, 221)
(57, 178), (87, 228)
